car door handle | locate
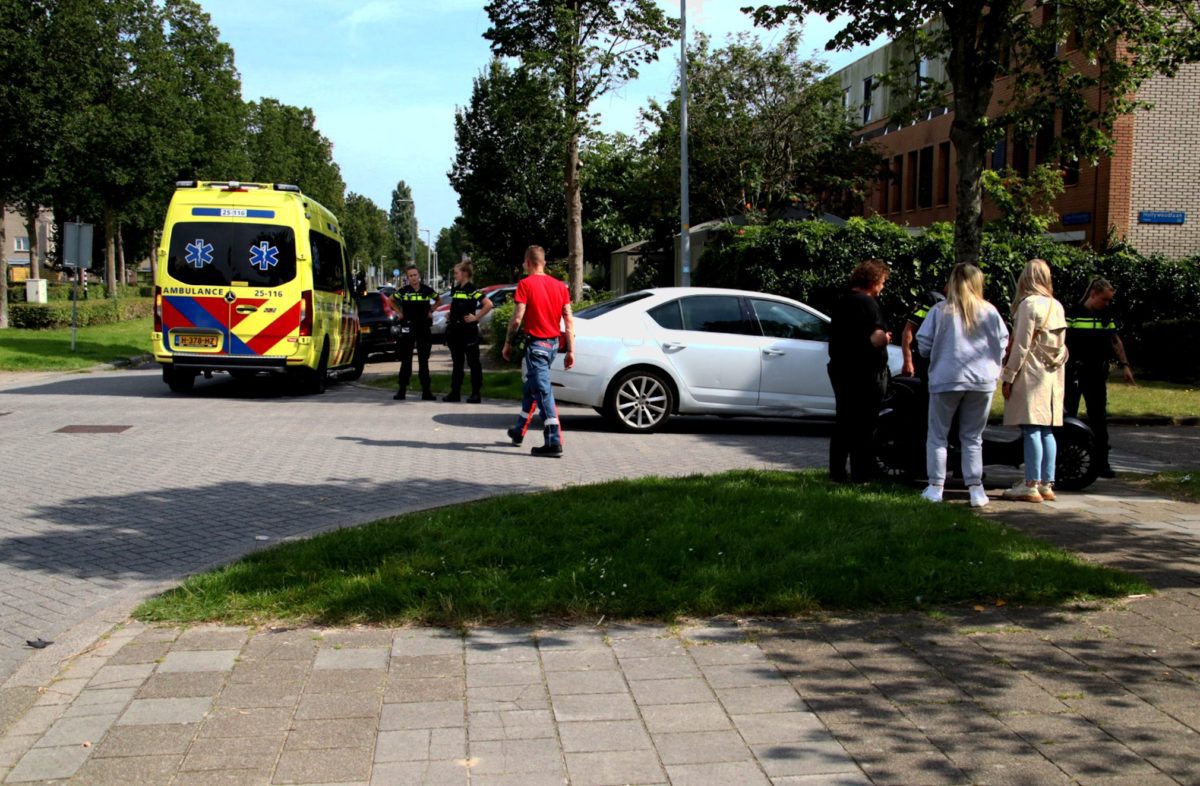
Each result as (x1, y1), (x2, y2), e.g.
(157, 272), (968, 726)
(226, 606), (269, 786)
(762, 348), (786, 357)
(662, 342), (686, 351)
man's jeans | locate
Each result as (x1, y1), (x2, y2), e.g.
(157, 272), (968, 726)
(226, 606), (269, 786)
(515, 337), (561, 447)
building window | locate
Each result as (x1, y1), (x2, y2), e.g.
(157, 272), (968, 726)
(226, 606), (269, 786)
(842, 87), (851, 112)
(862, 76), (874, 125)
(937, 142), (951, 205)
(916, 58), (929, 89)
(907, 150), (919, 210)
(991, 135), (1007, 170)
(1062, 156), (1081, 186)
(890, 155), (903, 213)
(14, 237), (30, 252)
(1013, 137), (1030, 177)
(917, 146), (934, 209)
(1035, 120), (1054, 166)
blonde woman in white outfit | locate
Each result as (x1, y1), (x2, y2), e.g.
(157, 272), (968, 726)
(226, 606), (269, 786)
(1001, 259), (1069, 503)
(917, 264), (1009, 508)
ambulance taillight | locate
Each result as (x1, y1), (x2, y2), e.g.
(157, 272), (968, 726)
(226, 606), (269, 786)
(154, 286), (163, 332)
(300, 290), (313, 337)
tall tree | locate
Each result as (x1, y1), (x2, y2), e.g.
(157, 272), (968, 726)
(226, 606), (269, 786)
(388, 181), (416, 263)
(484, 0), (679, 299)
(449, 59), (568, 283)
(643, 31), (880, 223)
(341, 192), (392, 277)
(746, 1), (1200, 263)
(245, 99), (345, 211)
(435, 219), (477, 273)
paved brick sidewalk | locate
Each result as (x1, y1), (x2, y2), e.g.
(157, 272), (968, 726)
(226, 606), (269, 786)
(0, 487), (1195, 785)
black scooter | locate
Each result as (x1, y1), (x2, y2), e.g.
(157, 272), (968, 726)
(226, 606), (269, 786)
(874, 376), (1101, 491)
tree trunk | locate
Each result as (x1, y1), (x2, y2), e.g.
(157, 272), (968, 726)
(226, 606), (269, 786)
(950, 120), (986, 264)
(117, 223), (126, 287)
(23, 205), (41, 280)
(0, 220), (8, 329)
(104, 205), (117, 297)
(565, 130), (584, 301)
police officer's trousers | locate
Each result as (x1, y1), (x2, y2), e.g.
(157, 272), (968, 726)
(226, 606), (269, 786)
(398, 331), (432, 393)
(447, 326), (482, 397)
(1065, 362), (1110, 467)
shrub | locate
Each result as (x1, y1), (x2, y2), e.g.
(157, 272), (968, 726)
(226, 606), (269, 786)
(8, 298), (154, 330)
(1137, 319), (1200, 382)
(487, 301), (520, 366)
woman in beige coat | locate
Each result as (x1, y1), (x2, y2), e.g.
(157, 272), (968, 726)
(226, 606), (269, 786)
(1001, 259), (1068, 503)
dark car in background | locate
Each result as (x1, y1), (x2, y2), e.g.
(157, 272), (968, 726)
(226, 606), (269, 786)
(355, 291), (401, 361)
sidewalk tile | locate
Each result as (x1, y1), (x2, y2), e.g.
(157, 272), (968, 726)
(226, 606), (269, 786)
(716, 685), (805, 714)
(665, 760), (771, 786)
(216, 681), (302, 709)
(88, 663), (156, 690)
(610, 637), (685, 659)
(629, 678), (715, 705)
(469, 773), (570, 786)
(384, 676), (464, 703)
(273, 746), (372, 784)
(31, 678), (88, 706)
(370, 759), (468, 785)
(313, 647), (389, 671)
(107, 641), (171, 665)
(733, 712), (829, 744)
(465, 661), (541, 688)
(751, 740), (859, 777)
(539, 649), (616, 672)
(321, 629), (395, 648)
(199, 706), (293, 738)
(173, 627), (249, 651)
(703, 663), (789, 689)
(653, 730), (755, 765)
(159, 649), (239, 673)
(294, 691), (381, 720)
(230, 662), (310, 684)
(4, 705), (64, 738)
(390, 655), (463, 679)
(0, 735), (38, 768)
(181, 734), (284, 771)
(140, 671), (229, 699)
(545, 669), (626, 696)
(768, 774), (872, 785)
(467, 684), (549, 712)
(379, 700), (464, 730)
(558, 720), (652, 752)
(391, 632), (462, 658)
(119, 697), (211, 725)
(34, 712), (117, 747)
(691, 644), (772, 667)
(285, 718), (377, 750)
(618, 656), (699, 681)
(307, 668), (387, 694)
(71, 753), (182, 785)
(7, 745), (91, 782)
(551, 692), (638, 722)
(641, 703), (732, 734)
(374, 728), (465, 762)
(468, 709), (556, 741)
(470, 737), (563, 775)
(92, 723), (198, 757)
(564, 749), (666, 786)
(173, 769), (273, 786)
(534, 629), (609, 650)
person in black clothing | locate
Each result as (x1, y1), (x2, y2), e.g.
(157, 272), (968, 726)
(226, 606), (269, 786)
(1065, 277), (1135, 478)
(444, 260), (493, 403)
(393, 265), (438, 401)
(900, 290), (946, 380)
(828, 259), (892, 483)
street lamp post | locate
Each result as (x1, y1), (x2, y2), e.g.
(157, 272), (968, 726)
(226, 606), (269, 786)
(679, 0), (691, 287)
(421, 229), (432, 284)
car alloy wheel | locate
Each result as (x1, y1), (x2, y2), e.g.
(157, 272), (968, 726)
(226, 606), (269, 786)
(609, 370), (672, 432)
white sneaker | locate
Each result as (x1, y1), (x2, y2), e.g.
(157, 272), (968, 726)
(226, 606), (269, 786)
(1038, 483), (1056, 501)
(968, 485), (989, 508)
(1002, 481), (1043, 503)
(921, 485), (944, 503)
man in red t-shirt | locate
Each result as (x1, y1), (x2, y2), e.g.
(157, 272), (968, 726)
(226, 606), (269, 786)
(502, 245), (575, 457)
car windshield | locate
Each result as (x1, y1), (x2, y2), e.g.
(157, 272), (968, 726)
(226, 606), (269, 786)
(166, 222), (297, 287)
(575, 291), (653, 320)
(357, 294), (384, 315)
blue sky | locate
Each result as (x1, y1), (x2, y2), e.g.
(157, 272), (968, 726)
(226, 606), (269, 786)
(200, 1), (884, 238)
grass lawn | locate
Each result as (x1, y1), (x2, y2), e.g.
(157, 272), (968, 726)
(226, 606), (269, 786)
(1134, 471), (1200, 502)
(135, 470), (1147, 627)
(990, 378), (1198, 421)
(0, 318), (151, 371)
(363, 370), (524, 401)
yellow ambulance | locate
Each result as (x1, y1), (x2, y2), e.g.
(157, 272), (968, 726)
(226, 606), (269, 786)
(152, 181), (362, 394)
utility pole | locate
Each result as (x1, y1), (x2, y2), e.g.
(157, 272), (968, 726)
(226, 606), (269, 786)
(679, 0), (691, 287)
(421, 229), (432, 283)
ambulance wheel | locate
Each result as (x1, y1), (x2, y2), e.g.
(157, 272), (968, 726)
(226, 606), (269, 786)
(163, 365), (195, 394)
(341, 341), (366, 382)
(301, 342), (329, 395)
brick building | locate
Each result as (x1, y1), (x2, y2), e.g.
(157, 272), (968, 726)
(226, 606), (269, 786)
(833, 37), (1200, 257)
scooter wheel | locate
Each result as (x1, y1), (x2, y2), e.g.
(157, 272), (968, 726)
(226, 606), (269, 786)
(1053, 426), (1100, 491)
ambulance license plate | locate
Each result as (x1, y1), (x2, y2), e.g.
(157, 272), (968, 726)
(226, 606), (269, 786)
(176, 334), (218, 349)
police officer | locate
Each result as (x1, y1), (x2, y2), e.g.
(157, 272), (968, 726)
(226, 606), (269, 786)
(444, 260), (493, 403)
(901, 290), (946, 380)
(393, 265), (437, 401)
(1066, 277), (1135, 478)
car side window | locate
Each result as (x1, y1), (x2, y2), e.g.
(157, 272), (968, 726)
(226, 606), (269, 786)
(679, 295), (754, 335)
(751, 298), (829, 341)
(648, 300), (683, 330)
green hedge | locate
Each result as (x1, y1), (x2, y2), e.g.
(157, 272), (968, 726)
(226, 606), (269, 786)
(1139, 319), (1200, 382)
(6, 281), (150, 303)
(696, 217), (1200, 373)
(9, 298), (154, 329)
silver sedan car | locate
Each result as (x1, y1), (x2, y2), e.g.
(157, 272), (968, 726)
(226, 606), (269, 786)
(550, 287), (903, 432)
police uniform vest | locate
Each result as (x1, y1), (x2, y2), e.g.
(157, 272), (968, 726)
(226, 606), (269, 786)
(396, 284), (436, 331)
(1066, 303), (1117, 367)
(448, 284), (486, 339)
